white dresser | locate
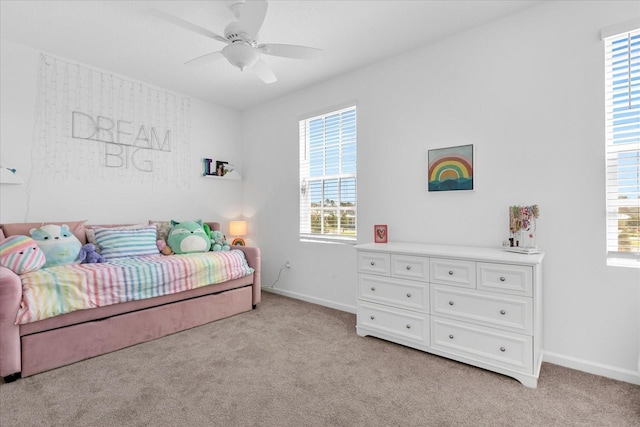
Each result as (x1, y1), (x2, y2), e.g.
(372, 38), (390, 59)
(355, 242), (544, 388)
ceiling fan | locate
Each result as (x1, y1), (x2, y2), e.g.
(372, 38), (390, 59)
(152, 0), (322, 84)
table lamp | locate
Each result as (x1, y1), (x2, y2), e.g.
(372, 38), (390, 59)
(229, 221), (247, 246)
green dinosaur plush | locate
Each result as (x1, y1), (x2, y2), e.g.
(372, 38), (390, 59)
(166, 220), (210, 254)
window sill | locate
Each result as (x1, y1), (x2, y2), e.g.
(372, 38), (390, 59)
(607, 256), (640, 269)
(300, 235), (357, 245)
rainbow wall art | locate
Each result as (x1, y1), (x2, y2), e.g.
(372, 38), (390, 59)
(428, 144), (474, 191)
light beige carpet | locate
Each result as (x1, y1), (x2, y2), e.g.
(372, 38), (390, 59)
(1, 291), (638, 426)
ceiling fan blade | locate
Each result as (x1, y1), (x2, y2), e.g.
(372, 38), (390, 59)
(251, 58), (277, 84)
(151, 9), (229, 44)
(238, 0), (268, 37)
(184, 51), (224, 67)
(257, 44), (322, 60)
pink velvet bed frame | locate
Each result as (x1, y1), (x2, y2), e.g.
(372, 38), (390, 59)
(0, 222), (261, 381)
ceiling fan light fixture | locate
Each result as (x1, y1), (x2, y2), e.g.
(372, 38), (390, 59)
(222, 43), (259, 71)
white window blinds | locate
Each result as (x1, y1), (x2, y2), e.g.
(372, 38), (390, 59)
(604, 28), (640, 259)
(299, 106), (357, 241)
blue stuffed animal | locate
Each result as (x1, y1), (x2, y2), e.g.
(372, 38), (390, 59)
(79, 243), (106, 264)
(30, 224), (82, 267)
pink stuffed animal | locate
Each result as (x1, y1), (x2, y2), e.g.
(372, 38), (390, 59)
(156, 240), (174, 255)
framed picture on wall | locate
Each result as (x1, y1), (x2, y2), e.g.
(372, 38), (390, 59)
(215, 160), (228, 176)
(428, 144), (474, 192)
(374, 224), (388, 243)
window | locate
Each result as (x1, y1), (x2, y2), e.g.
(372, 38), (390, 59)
(299, 106), (357, 242)
(604, 26), (640, 264)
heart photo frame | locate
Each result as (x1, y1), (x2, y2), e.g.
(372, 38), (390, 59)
(374, 224), (388, 243)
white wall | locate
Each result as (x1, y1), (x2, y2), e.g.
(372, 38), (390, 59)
(0, 39), (244, 229)
(241, 1), (640, 384)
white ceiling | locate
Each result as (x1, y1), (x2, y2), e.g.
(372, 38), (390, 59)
(0, 0), (541, 111)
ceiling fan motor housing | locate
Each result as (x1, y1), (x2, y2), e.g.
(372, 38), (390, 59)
(224, 21), (256, 45)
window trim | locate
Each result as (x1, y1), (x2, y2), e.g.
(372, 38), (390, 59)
(299, 104), (357, 243)
(602, 23), (640, 267)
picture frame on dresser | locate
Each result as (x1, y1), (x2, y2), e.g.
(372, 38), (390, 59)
(374, 225), (388, 243)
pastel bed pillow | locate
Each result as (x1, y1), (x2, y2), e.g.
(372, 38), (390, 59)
(85, 224), (147, 249)
(148, 220), (172, 243)
(93, 225), (159, 259)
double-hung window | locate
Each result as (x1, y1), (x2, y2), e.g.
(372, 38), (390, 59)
(299, 106), (357, 242)
(603, 24), (640, 265)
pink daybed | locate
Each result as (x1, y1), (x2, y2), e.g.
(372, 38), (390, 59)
(0, 221), (261, 382)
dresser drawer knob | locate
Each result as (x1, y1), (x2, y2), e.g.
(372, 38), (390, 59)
(448, 271), (454, 275)
(406, 265), (411, 270)
(500, 310), (506, 315)
(449, 334), (454, 339)
(499, 276), (506, 282)
(370, 315), (375, 320)
(406, 293), (412, 298)
(448, 301), (454, 306)
(500, 347), (506, 352)
(406, 324), (411, 329)
(370, 287), (376, 291)
(370, 261), (375, 266)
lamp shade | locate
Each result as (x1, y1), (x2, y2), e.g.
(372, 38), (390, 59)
(229, 221), (247, 236)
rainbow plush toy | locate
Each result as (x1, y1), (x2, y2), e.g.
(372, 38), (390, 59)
(0, 235), (46, 274)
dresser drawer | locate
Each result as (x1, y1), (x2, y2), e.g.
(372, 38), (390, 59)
(358, 301), (429, 346)
(430, 258), (476, 288)
(477, 263), (533, 297)
(431, 285), (532, 334)
(391, 254), (429, 282)
(359, 274), (429, 312)
(357, 252), (390, 276)
(431, 317), (533, 373)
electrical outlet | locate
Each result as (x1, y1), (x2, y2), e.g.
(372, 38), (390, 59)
(285, 260), (291, 269)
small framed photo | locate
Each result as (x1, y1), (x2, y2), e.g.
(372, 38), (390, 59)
(374, 224), (388, 243)
(215, 160), (228, 176)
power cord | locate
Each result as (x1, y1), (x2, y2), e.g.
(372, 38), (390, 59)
(263, 266), (284, 290)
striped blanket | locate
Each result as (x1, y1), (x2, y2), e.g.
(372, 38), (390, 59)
(16, 250), (254, 325)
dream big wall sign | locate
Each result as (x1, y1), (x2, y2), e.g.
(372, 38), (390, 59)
(31, 54), (191, 189)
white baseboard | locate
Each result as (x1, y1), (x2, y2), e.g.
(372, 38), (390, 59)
(262, 287), (357, 314)
(544, 351), (640, 385)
